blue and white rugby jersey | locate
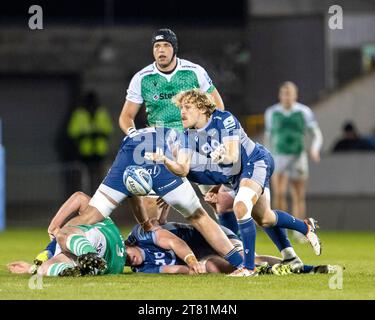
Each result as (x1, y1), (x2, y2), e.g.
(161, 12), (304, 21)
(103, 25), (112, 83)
(126, 222), (240, 273)
(126, 224), (182, 274)
(180, 110), (258, 185)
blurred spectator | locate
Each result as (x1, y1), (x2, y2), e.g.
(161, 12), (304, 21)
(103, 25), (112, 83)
(332, 121), (374, 152)
(67, 91), (114, 194)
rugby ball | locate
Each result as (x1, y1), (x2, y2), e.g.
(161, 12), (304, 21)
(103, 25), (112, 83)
(123, 165), (153, 196)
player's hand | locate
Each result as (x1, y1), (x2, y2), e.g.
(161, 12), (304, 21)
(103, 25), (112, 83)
(210, 144), (226, 164)
(189, 262), (207, 275)
(204, 192), (218, 204)
(47, 226), (60, 240)
(310, 149), (321, 163)
(7, 261), (33, 274)
(144, 150), (165, 163)
(156, 197), (170, 225)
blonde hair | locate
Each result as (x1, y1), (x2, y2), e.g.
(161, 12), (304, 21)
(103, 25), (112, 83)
(172, 89), (216, 116)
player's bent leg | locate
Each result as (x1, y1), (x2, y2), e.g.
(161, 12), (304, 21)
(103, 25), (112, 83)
(252, 192), (322, 256)
(38, 253), (80, 277)
(162, 180), (244, 270)
(216, 185), (239, 236)
(56, 225), (107, 275)
(230, 179), (261, 275)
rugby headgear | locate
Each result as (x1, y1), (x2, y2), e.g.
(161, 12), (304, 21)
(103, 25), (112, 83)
(151, 28), (178, 56)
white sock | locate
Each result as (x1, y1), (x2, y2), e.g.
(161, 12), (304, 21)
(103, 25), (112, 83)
(281, 247), (297, 260)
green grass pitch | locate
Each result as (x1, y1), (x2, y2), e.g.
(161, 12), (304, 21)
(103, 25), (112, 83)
(0, 228), (374, 300)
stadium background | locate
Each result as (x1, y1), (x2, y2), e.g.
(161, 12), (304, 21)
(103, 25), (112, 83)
(1, 0), (375, 231)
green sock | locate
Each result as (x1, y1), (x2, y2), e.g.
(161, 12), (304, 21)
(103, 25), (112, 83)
(46, 263), (74, 276)
(66, 234), (97, 256)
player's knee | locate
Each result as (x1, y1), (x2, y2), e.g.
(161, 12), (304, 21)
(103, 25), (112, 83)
(233, 201), (247, 219)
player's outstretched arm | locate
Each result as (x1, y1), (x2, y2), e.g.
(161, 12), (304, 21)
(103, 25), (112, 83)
(160, 265), (190, 274)
(119, 100), (141, 135)
(47, 192), (91, 238)
(210, 88), (225, 110)
(155, 228), (206, 274)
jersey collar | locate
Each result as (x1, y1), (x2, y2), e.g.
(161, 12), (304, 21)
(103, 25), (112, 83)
(277, 102), (299, 115)
(196, 110), (217, 132)
(153, 58), (181, 82)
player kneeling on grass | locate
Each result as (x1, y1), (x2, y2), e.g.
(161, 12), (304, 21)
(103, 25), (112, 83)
(146, 89), (322, 277)
(7, 192), (126, 277)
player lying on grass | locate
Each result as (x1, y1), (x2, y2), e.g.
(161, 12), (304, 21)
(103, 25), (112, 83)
(7, 216), (126, 277)
(145, 89), (322, 277)
(7, 192), (206, 276)
(125, 219), (336, 275)
(8, 192), (127, 277)
(7, 217), (336, 277)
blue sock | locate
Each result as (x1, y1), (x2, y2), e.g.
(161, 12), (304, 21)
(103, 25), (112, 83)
(45, 238), (57, 259)
(238, 217), (256, 270)
(224, 248), (244, 268)
(218, 211), (239, 235)
(302, 265), (314, 273)
(263, 227), (292, 252)
(274, 210), (308, 235)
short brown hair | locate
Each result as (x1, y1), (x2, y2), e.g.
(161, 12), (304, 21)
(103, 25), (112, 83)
(279, 81), (298, 92)
(172, 89), (216, 116)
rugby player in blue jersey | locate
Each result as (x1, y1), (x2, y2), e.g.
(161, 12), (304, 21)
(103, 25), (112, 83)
(145, 89), (322, 277)
(60, 127), (245, 274)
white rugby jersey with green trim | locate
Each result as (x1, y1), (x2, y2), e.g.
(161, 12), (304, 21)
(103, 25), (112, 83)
(126, 58), (215, 131)
(264, 103), (318, 155)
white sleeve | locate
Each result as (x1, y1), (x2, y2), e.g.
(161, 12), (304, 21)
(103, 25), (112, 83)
(302, 106), (323, 152)
(126, 73), (143, 104)
(264, 108), (273, 132)
(310, 126), (323, 153)
(195, 65), (214, 92)
(264, 108), (274, 151)
(302, 106), (318, 130)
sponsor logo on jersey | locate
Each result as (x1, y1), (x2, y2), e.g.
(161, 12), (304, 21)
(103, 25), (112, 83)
(153, 92), (177, 101)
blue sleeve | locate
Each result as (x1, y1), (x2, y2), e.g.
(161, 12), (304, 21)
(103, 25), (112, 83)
(134, 265), (163, 274)
(127, 224), (157, 246)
